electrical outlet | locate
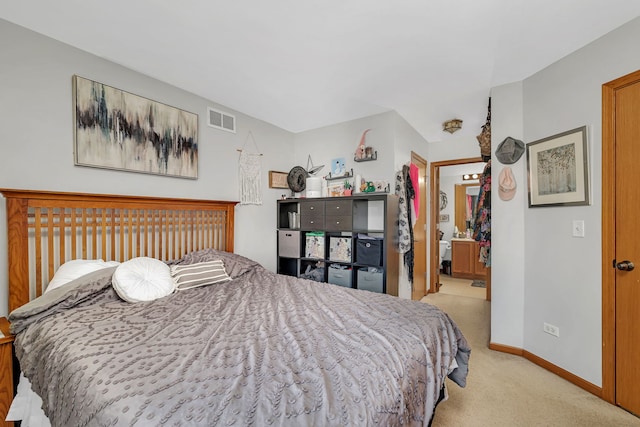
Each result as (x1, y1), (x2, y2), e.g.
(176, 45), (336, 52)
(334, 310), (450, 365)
(572, 220), (585, 237)
(543, 322), (560, 337)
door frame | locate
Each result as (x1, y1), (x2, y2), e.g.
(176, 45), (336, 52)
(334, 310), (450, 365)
(428, 157), (484, 294)
(411, 152), (428, 300)
(601, 69), (640, 404)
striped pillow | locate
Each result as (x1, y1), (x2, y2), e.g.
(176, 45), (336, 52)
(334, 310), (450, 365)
(170, 260), (232, 290)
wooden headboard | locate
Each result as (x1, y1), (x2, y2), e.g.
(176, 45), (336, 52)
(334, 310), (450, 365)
(1, 189), (238, 312)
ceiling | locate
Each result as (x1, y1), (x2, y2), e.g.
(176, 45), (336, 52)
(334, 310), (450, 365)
(2, 1), (639, 142)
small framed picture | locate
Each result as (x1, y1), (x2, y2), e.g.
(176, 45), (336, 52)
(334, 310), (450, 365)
(331, 157), (346, 177)
(268, 171), (289, 189)
(327, 182), (345, 197)
(439, 214), (450, 222)
(526, 126), (590, 207)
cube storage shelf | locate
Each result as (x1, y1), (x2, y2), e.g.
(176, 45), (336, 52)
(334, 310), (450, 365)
(277, 194), (399, 295)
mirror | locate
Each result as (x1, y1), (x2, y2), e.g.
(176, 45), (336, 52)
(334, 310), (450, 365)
(454, 184), (480, 236)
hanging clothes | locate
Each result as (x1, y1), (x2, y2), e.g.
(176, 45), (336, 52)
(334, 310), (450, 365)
(396, 165), (415, 284)
(473, 160), (491, 266)
(409, 162), (420, 226)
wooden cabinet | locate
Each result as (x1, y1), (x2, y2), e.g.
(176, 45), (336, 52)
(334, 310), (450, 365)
(451, 239), (487, 280)
(0, 318), (14, 426)
(277, 194), (399, 295)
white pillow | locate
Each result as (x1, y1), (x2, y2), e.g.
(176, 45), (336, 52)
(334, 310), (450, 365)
(112, 257), (175, 303)
(46, 259), (121, 293)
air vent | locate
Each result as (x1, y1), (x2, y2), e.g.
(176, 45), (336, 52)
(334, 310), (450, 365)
(207, 107), (236, 133)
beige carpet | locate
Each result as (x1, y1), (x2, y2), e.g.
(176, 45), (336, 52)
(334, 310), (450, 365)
(438, 274), (486, 299)
(422, 292), (640, 427)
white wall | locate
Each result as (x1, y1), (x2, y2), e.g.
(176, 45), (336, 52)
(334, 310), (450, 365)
(511, 17), (640, 386)
(0, 20), (294, 316)
(490, 81), (526, 349)
(427, 134), (485, 162)
(292, 112), (397, 190)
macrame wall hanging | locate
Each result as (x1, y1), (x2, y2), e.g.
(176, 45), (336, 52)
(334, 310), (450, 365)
(238, 131), (263, 205)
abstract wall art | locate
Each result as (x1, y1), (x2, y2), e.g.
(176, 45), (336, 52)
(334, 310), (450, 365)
(73, 75), (198, 179)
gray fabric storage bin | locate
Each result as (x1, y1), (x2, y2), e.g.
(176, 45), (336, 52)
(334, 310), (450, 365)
(356, 237), (382, 266)
(357, 268), (383, 293)
(278, 230), (300, 258)
(328, 265), (352, 288)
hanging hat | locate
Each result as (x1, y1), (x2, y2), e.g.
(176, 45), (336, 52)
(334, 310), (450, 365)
(498, 167), (516, 201)
(495, 137), (525, 164)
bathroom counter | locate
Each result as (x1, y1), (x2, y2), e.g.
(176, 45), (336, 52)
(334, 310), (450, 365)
(451, 239), (487, 280)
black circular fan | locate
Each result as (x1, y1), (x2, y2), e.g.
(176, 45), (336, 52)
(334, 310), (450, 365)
(287, 166), (307, 192)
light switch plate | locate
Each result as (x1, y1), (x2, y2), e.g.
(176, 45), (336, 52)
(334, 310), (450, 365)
(572, 220), (585, 238)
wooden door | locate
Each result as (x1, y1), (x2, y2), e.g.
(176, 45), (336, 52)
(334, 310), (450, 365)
(411, 152), (427, 300)
(613, 76), (640, 415)
(603, 69), (640, 414)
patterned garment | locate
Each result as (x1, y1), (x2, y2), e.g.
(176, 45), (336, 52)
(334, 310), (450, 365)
(396, 169), (410, 254)
(473, 160), (491, 266)
(396, 165), (415, 283)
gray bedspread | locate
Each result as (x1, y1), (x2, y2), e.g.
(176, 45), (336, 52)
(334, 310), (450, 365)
(10, 249), (470, 426)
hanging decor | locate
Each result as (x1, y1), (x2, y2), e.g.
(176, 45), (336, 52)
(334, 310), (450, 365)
(439, 191), (448, 211)
(73, 75), (199, 179)
(526, 126), (590, 207)
(306, 155), (324, 176)
(287, 166), (307, 193)
(238, 131), (263, 205)
(476, 98), (491, 160)
(354, 129), (371, 160)
(354, 129), (377, 161)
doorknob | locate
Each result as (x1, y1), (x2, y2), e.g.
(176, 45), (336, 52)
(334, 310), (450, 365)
(616, 260), (635, 271)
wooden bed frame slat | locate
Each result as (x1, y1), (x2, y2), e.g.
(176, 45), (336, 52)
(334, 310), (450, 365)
(1, 189), (238, 313)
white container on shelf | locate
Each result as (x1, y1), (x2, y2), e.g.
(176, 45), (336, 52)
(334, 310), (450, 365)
(306, 176), (322, 198)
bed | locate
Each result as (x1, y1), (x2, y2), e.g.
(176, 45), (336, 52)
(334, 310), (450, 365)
(1, 189), (470, 426)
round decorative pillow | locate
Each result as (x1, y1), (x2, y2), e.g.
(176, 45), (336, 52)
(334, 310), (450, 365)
(112, 257), (175, 303)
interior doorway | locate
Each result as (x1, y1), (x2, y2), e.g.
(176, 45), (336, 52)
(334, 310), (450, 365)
(428, 157), (491, 301)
